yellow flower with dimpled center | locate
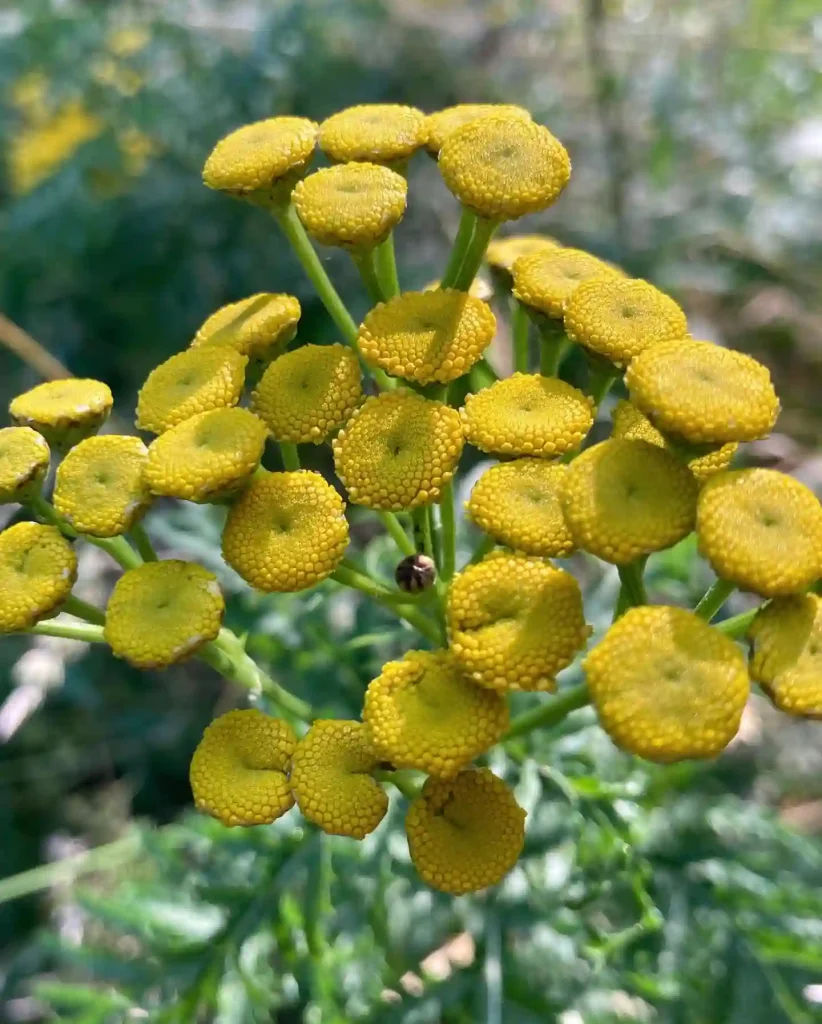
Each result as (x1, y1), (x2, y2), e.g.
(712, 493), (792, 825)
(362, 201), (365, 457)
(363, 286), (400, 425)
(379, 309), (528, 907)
(289, 720), (387, 839)
(252, 344), (362, 444)
(512, 247), (621, 320)
(697, 468), (822, 598)
(319, 104), (426, 166)
(333, 391), (464, 511)
(53, 435), (151, 537)
(10, 378), (113, 451)
(466, 458), (575, 557)
(293, 163), (407, 249)
(0, 426), (50, 504)
(0, 522), (76, 633)
(359, 289), (496, 385)
(190, 293), (301, 361)
(405, 768), (525, 895)
(563, 277), (688, 368)
(423, 103), (531, 155)
(439, 116), (570, 221)
(145, 407), (268, 503)
(363, 649), (509, 778)
(104, 560), (224, 669)
(461, 373), (593, 458)
(222, 470), (348, 592)
(486, 233), (560, 274)
(136, 347), (247, 435)
(626, 339), (779, 445)
(749, 595), (822, 718)
(202, 117), (318, 200)
(561, 439), (698, 565)
(447, 551), (589, 692)
(584, 606), (749, 763)
(190, 709), (296, 827)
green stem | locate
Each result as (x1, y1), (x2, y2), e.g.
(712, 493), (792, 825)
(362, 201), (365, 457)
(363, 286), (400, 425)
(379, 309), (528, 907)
(330, 563), (444, 645)
(694, 578), (736, 622)
(715, 607), (760, 639)
(538, 322), (571, 377)
(439, 481), (456, 582)
(505, 682), (590, 741)
(412, 507), (434, 561)
(440, 207), (478, 289)
(449, 215), (499, 292)
(25, 620), (106, 643)
(511, 299), (531, 374)
(62, 595), (106, 626)
(373, 769), (422, 801)
(352, 248), (386, 305)
(469, 533), (497, 565)
(617, 561), (647, 608)
(470, 358), (499, 390)
(374, 234), (401, 298)
(377, 511), (415, 558)
(279, 442), (300, 471)
(587, 365), (620, 407)
(28, 495), (143, 572)
(130, 522), (157, 562)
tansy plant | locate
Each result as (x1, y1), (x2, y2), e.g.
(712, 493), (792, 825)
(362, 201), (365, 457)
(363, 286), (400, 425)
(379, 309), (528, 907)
(2, 101), (820, 898)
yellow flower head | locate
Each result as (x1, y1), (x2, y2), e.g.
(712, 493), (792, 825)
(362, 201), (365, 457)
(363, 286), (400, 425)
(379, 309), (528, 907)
(564, 277), (688, 367)
(293, 163), (408, 249)
(447, 551), (589, 692)
(0, 522), (76, 633)
(0, 426), (50, 504)
(290, 720), (388, 839)
(222, 470), (348, 592)
(190, 709), (296, 827)
(190, 293), (301, 361)
(202, 117), (318, 198)
(53, 435), (150, 537)
(145, 407), (268, 502)
(104, 560), (224, 669)
(439, 116), (571, 221)
(461, 373), (593, 458)
(611, 400), (737, 485)
(333, 391), (464, 510)
(749, 595), (822, 718)
(424, 103), (531, 155)
(512, 247), (622, 320)
(626, 339), (780, 445)
(252, 343), (362, 444)
(405, 769), (525, 894)
(584, 606), (749, 762)
(10, 378), (113, 450)
(319, 104), (426, 165)
(423, 276), (493, 301)
(359, 290), (496, 385)
(561, 439), (698, 565)
(697, 468), (822, 597)
(466, 458), (575, 557)
(136, 347), (247, 435)
(485, 233), (560, 273)
(363, 649), (509, 778)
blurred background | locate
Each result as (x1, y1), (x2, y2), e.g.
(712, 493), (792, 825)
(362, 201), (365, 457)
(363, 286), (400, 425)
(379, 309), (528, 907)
(1, 1), (822, 1021)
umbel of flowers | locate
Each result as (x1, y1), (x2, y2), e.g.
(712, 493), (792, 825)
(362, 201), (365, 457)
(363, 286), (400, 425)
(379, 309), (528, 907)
(3, 102), (821, 897)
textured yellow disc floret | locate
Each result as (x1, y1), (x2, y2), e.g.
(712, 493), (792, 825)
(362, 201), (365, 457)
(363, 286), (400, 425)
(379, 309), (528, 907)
(697, 469), (822, 597)
(584, 606), (749, 762)
(0, 523), (76, 633)
(439, 116), (571, 221)
(190, 709), (296, 827)
(626, 339), (780, 445)
(0, 426), (50, 503)
(290, 720), (387, 839)
(749, 595), (822, 718)
(104, 560), (224, 668)
(333, 391), (464, 511)
(561, 439), (697, 565)
(252, 344), (362, 444)
(461, 373), (593, 458)
(145, 408), (268, 502)
(564, 277), (688, 367)
(485, 233), (560, 273)
(293, 163), (407, 249)
(363, 649), (509, 778)
(10, 378), (113, 450)
(53, 435), (150, 537)
(405, 769), (525, 894)
(136, 347), (247, 434)
(424, 103), (531, 155)
(512, 247), (622, 320)
(447, 552), (589, 692)
(222, 470), (348, 592)
(359, 290), (496, 385)
(319, 104), (426, 165)
(466, 458), (575, 557)
(190, 293), (301, 361)
(611, 400), (737, 484)
(202, 117), (318, 196)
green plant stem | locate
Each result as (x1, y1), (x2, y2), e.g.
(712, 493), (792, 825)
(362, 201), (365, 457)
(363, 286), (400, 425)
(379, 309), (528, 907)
(26, 620), (106, 643)
(130, 522), (157, 562)
(375, 234), (400, 298)
(587, 365), (620, 406)
(62, 595), (106, 626)
(449, 215), (499, 292)
(538, 322), (571, 377)
(373, 769), (422, 801)
(617, 560), (647, 608)
(505, 682), (591, 741)
(511, 299), (530, 374)
(715, 607), (760, 639)
(412, 506), (434, 561)
(377, 511), (415, 558)
(352, 248), (386, 304)
(440, 207), (477, 289)
(695, 578), (736, 621)
(200, 628), (313, 722)
(279, 442), (301, 471)
(28, 495), (143, 572)
(439, 481), (456, 582)
(469, 533), (497, 565)
(330, 562), (444, 645)
(471, 357), (499, 389)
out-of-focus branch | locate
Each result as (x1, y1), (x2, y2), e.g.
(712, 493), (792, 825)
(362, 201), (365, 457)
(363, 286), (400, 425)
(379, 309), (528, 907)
(0, 312), (71, 381)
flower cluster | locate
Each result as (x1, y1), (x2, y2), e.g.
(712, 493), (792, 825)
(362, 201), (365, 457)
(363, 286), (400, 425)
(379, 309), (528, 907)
(2, 100), (817, 900)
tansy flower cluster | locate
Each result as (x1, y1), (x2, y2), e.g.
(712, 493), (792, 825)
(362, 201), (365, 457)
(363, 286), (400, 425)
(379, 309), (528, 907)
(2, 100), (817, 900)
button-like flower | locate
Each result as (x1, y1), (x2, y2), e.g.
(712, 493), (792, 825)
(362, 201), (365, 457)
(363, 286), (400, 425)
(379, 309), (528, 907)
(424, 103), (531, 155)
(319, 104), (426, 165)
(0, 426), (50, 504)
(749, 595), (822, 718)
(0, 522), (76, 632)
(190, 293), (301, 361)
(10, 379), (113, 450)
(202, 117), (318, 198)
(512, 247), (621, 320)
